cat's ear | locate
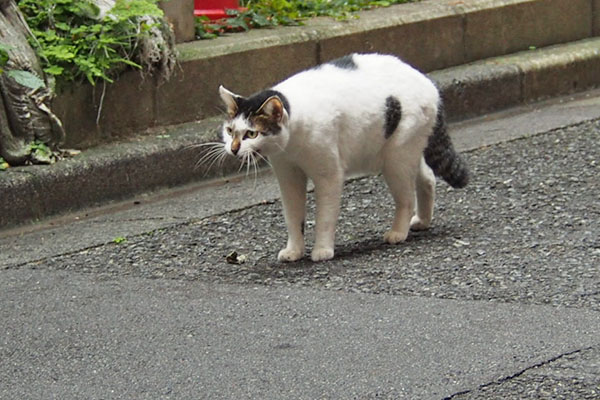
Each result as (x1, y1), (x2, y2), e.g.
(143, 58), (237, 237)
(257, 96), (286, 124)
(219, 85), (240, 118)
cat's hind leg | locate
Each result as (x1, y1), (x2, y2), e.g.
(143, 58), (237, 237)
(382, 155), (418, 245)
(410, 157), (435, 231)
(271, 158), (307, 262)
(381, 124), (431, 244)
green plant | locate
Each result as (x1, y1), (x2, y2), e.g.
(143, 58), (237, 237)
(0, 157), (8, 171)
(18, 0), (163, 88)
(0, 43), (9, 72)
(196, 0), (416, 39)
(29, 141), (56, 164)
(0, 43), (46, 90)
(113, 236), (127, 244)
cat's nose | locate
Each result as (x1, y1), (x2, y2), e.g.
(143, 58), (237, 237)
(231, 137), (241, 155)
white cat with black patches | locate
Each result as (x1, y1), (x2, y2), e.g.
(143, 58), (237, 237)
(218, 53), (468, 262)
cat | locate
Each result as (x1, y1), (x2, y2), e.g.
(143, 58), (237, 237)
(217, 53), (469, 262)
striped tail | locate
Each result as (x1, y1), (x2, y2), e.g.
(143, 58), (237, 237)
(424, 101), (469, 188)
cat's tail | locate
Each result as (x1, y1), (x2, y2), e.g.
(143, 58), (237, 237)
(423, 102), (469, 188)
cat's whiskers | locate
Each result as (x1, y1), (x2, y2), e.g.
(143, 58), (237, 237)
(237, 154), (247, 173)
(245, 152), (252, 178)
(254, 151), (272, 169)
(184, 141), (224, 151)
(250, 151), (260, 189)
(216, 150), (229, 169)
(204, 148), (229, 176)
(194, 147), (220, 170)
(194, 143), (227, 176)
(194, 144), (223, 167)
(232, 151), (261, 189)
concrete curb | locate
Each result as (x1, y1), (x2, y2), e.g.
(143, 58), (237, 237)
(2, 30), (600, 229)
(434, 38), (600, 120)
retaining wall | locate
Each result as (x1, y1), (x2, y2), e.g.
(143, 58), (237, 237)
(53, 0), (599, 147)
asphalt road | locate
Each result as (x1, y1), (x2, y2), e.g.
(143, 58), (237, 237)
(1, 92), (599, 399)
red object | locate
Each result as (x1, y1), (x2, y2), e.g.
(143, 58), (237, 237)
(194, 0), (246, 19)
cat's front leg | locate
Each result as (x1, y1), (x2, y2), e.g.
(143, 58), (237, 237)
(312, 174), (344, 262)
(272, 158), (307, 262)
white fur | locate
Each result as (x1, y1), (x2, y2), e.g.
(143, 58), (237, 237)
(220, 53), (439, 262)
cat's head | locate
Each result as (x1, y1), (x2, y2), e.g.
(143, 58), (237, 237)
(218, 86), (290, 159)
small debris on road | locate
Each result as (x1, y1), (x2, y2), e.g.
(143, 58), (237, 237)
(226, 251), (247, 265)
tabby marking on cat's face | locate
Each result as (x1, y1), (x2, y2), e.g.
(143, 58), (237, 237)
(219, 86), (290, 159)
(222, 118), (263, 156)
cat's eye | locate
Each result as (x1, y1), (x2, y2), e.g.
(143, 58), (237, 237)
(244, 130), (259, 139)
(225, 126), (233, 135)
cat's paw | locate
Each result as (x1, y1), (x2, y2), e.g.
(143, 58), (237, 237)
(311, 247), (334, 262)
(383, 230), (408, 244)
(410, 216), (430, 231)
(278, 247), (304, 262)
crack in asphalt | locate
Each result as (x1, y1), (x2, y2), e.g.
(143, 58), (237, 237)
(2, 198), (282, 271)
(443, 347), (594, 400)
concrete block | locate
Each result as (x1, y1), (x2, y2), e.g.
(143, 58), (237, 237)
(516, 39), (600, 101)
(431, 63), (522, 121)
(432, 37), (600, 120)
(53, 83), (101, 148)
(97, 71), (158, 138)
(54, 71), (157, 149)
(159, 0), (196, 43)
(313, 2), (464, 72)
(318, 17), (464, 73)
(157, 37), (318, 125)
(594, 0), (600, 36)
(0, 170), (40, 226)
(461, 0), (593, 62)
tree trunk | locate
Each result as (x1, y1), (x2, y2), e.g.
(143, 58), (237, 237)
(0, 0), (175, 165)
(0, 0), (64, 165)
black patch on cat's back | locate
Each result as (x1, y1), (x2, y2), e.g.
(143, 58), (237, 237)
(327, 54), (358, 70)
(236, 89), (291, 118)
(384, 96), (402, 138)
